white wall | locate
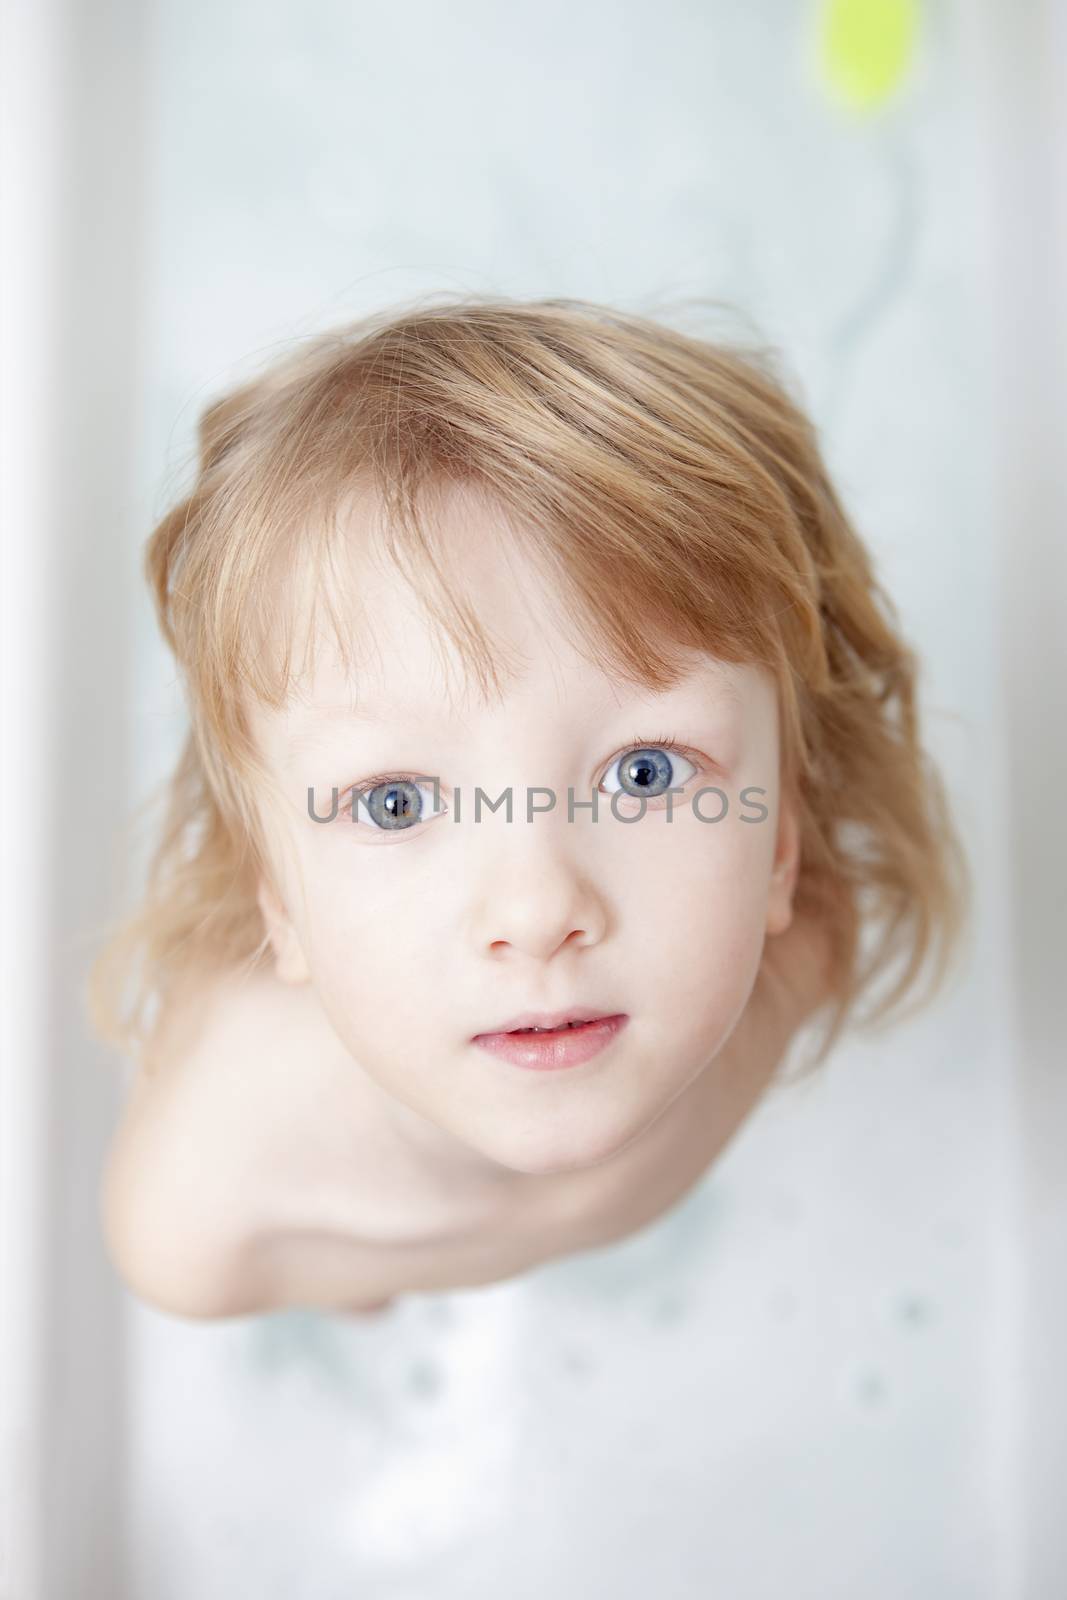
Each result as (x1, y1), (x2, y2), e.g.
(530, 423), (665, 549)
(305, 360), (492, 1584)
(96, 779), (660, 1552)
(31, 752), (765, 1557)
(3, 2), (1063, 1597)
(1, 0), (146, 1596)
(981, 2), (1067, 1594)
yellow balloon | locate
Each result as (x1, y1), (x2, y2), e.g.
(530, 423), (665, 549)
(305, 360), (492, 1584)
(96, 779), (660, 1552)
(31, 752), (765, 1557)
(818, 0), (919, 112)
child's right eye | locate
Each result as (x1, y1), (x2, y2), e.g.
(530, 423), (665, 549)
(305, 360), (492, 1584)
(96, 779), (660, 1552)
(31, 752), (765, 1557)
(345, 776), (447, 834)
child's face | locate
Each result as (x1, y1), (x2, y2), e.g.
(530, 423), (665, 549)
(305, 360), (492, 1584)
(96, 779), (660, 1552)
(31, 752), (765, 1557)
(250, 483), (798, 1180)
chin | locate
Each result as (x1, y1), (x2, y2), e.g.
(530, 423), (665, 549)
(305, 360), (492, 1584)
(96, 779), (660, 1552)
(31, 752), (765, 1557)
(482, 1110), (654, 1178)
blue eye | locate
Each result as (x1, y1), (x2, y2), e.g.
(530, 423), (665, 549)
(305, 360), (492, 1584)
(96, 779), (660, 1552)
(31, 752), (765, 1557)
(349, 777), (447, 833)
(600, 741), (698, 801)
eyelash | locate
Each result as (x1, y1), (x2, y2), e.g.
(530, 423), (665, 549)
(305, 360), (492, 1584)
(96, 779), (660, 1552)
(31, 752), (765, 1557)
(337, 733), (699, 827)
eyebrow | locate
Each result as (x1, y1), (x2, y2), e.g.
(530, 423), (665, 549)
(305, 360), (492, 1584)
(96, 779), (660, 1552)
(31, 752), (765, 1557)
(287, 698), (467, 739)
(286, 671), (744, 747)
(296, 701), (415, 724)
(283, 700), (469, 759)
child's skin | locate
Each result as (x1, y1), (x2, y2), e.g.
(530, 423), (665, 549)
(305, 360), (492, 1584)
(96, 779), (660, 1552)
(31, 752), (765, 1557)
(101, 481), (833, 1320)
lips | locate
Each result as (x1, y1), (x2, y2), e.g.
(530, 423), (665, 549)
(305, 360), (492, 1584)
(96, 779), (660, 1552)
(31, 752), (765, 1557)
(472, 1013), (629, 1070)
(473, 1006), (619, 1038)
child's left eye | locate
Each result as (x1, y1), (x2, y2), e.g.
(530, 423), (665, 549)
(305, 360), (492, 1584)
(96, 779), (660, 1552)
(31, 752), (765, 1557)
(600, 742), (698, 801)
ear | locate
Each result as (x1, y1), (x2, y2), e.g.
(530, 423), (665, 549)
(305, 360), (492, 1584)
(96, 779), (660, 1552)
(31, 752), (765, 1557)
(256, 875), (311, 984)
(765, 792), (801, 938)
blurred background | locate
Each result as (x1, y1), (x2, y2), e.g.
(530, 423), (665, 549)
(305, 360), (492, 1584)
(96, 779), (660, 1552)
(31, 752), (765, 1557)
(2, 1), (1065, 1596)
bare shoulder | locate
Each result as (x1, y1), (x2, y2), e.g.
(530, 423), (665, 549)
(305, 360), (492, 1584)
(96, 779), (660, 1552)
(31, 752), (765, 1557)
(99, 965), (349, 1319)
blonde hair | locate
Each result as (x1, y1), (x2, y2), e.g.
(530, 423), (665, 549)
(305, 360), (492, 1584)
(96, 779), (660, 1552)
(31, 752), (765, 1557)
(87, 293), (969, 1077)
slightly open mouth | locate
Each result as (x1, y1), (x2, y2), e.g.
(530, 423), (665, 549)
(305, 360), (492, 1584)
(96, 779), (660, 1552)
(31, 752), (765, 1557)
(509, 1019), (606, 1035)
(472, 1014), (629, 1070)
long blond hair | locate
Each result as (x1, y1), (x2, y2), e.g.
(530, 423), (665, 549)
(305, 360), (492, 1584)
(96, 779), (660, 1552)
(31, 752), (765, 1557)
(87, 294), (969, 1076)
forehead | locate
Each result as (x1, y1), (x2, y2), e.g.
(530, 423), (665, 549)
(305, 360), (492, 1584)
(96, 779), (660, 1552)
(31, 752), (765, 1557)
(251, 479), (763, 746)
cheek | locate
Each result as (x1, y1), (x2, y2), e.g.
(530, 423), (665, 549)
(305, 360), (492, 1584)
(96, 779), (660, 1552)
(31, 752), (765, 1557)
(296, 850), (442, 1025)
(623, 814), (776, 1024)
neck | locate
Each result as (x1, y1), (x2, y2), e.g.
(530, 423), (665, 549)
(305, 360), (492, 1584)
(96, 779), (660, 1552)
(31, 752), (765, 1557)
(364, 1049), (747, 1250)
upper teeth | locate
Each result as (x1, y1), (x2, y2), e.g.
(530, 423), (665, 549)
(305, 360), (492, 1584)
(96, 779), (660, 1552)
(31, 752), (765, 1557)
(522, 1021), (579, 1032)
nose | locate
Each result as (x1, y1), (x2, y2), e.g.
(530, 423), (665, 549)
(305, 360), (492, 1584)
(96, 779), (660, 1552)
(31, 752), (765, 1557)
(470, 831), (609, 962)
